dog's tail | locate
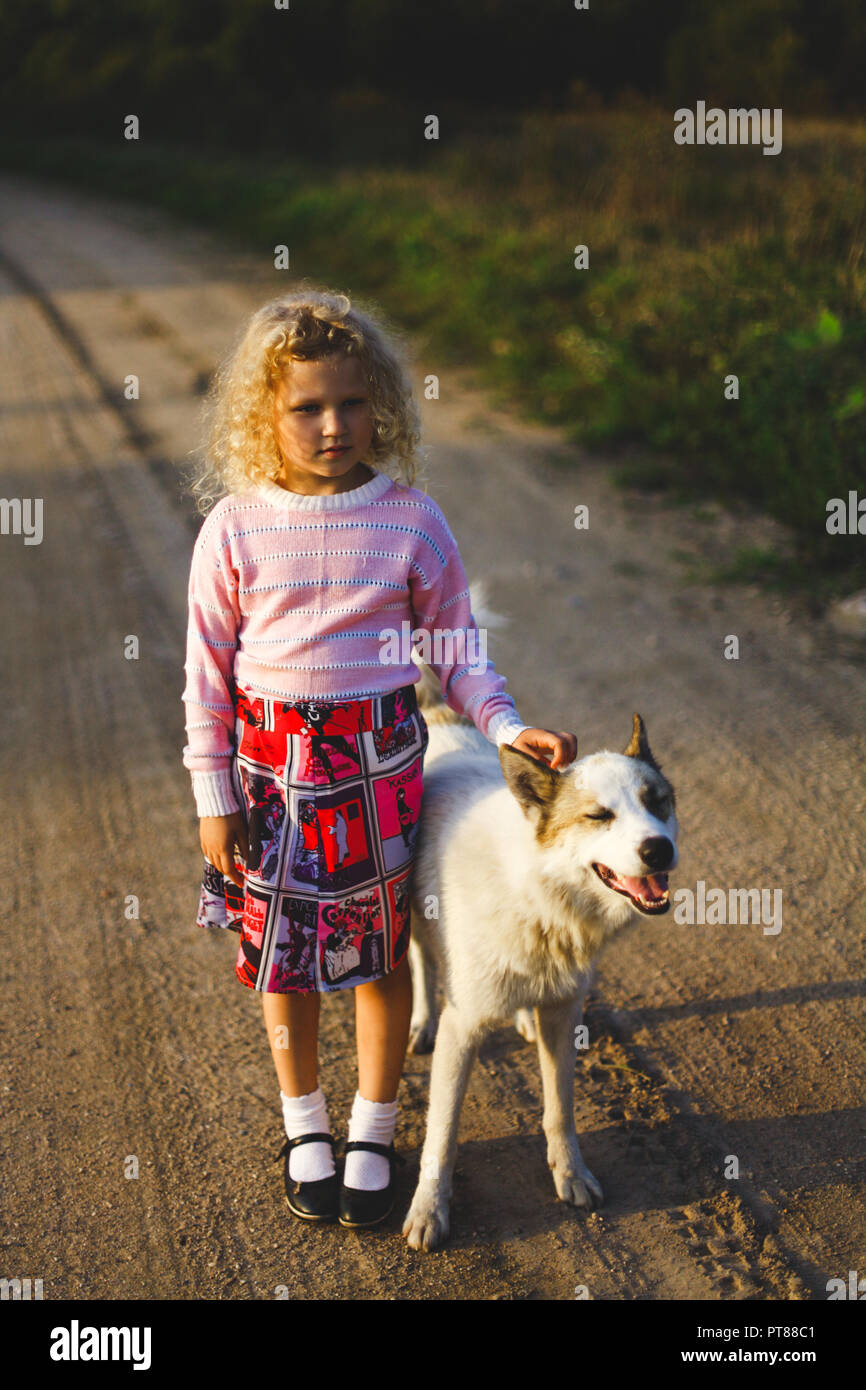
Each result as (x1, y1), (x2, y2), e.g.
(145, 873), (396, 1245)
(411, 579), (507, 714)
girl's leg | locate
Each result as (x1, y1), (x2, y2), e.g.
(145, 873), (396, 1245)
(346, 953), (413, 1191)
(262, 991), (333, 1182)
(262, 990), (320, 1095)
(353, 950), (413, 1102)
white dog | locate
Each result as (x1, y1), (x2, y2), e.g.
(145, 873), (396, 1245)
(402, 665), (678, 1251)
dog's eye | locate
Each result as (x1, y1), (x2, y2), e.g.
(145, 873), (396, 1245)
(586, 809), (614, 822)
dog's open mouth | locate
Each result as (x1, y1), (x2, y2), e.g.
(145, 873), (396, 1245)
(592, 862), (670, 915)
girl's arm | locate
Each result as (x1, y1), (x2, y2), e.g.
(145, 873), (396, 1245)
(409, 536), (576, 767)
(181, 506), (243, 817)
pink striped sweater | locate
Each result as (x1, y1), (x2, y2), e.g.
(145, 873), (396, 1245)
(181, 468), (529, 816)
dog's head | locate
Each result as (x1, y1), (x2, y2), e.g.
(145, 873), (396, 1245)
(498, 713), (678, 917)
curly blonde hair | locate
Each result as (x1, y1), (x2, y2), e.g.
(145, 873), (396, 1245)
(184, 284), (426, 515)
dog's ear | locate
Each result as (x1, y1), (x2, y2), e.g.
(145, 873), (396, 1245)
(623, 712), (662, 773)
(499, 744), (561, 820)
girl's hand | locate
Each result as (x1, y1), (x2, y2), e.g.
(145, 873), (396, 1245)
(200, 811), (250, 889)
(510, 727), (577, 770)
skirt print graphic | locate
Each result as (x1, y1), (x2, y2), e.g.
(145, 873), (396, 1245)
(195, 682), (428, 993)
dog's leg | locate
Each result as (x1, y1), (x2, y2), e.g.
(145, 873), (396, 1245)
(407, 920), (439, 1053)
(513, 1006), (536, 1043)
(402, 1002), (479, 1251)
(515, 953), (596, 1047)
(534, 977), (603, 1209)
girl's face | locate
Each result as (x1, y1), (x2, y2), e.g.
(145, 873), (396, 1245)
(272, 354), (375, 493)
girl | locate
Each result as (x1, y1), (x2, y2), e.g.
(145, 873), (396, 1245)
(181, 287), (576, 1228)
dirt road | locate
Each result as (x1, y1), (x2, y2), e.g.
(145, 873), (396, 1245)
(1, 171), (864, 1301)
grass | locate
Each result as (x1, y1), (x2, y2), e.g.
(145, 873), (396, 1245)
(2, 107), (864, 597)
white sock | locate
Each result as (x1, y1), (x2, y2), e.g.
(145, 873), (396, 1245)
(344, 1091), (398, 1192)
(280, 1087), (335, 1183)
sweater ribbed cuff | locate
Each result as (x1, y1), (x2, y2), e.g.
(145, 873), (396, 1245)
(485, 710), (533, 747)
(191, 768), (241, 818)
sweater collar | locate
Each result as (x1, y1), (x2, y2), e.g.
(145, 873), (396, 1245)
(254, 468), (394, 512)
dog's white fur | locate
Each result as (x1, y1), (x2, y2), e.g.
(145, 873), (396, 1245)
(402, 656), (678, 1252)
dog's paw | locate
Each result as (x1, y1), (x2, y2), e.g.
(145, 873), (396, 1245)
(552, 1160), (604, 1209)
(402, 1191), (450, 1251)
(408, 1017), (438, 1054)
(547, 1140), (604, 1209)
(513, 1008), (536, 1043)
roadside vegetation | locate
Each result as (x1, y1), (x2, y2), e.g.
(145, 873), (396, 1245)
(3, 107), (864, 596)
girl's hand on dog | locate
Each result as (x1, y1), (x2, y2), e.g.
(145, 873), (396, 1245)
(200, 811), (250, 888)
(511, 727), (577, 769)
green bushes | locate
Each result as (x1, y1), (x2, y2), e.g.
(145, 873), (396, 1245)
(2, 108), (864, 591)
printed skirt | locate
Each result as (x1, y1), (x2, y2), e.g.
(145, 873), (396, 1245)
(195, 682), (428, 993)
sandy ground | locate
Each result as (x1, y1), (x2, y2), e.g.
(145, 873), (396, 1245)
(1, 171), (864, 1302)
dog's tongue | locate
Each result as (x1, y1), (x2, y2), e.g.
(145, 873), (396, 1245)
(616, 873), (668, 901)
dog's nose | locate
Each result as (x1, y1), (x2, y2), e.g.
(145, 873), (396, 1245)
(638, 836), (674, 871)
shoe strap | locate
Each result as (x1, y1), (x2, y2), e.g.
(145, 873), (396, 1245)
(288, 1131), (335, 1150)
(275, 1132), (335, 1162)
(344, 1140), (405, 1164)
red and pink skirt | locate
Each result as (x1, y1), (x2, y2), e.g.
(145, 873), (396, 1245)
(195, 682), (428, 993)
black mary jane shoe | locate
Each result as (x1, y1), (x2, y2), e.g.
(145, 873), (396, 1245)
(275, 1132), (339, 1222)
(338, 1140), (406, 1229)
